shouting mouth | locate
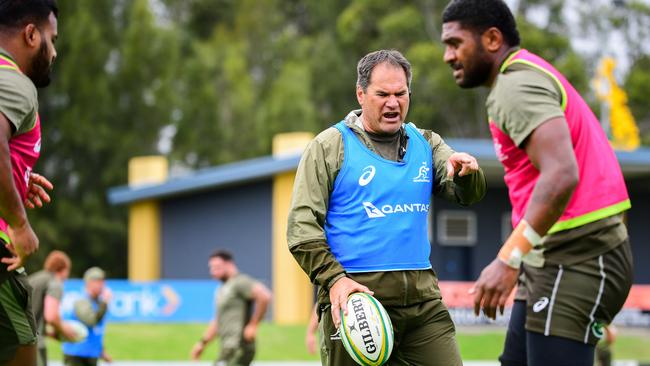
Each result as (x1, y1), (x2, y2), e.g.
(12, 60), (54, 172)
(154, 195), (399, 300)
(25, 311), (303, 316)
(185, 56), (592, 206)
(382, 111), (400, 122)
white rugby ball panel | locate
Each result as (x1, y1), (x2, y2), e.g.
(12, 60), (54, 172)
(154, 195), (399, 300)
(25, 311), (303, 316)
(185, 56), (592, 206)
(66, 319), (89, 343)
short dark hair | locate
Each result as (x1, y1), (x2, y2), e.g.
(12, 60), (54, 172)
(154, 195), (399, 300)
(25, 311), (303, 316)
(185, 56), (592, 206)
(357, 49), (412, 92)
(442, 0), (520, 47)
(0, 0), (58, 31)
(210, 249), (234, 262)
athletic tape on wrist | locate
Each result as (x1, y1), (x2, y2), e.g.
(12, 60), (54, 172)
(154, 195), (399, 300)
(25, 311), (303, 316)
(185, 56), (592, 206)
(497, 220), (541, 269)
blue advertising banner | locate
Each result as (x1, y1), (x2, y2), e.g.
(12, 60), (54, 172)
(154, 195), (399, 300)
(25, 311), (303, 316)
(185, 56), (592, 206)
(62, 280), (220, 323)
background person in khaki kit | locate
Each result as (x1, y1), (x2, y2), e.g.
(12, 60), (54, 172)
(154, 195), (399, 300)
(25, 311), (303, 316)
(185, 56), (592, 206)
(0, 0), (59, 365)
(441, 1), (634, 365)
(191, 250), (272, 366)
(28, 250), (75, 366)
(287, 49), (487, 366)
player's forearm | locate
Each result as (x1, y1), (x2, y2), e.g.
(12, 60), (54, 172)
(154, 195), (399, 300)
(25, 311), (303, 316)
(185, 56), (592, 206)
(48, 314), (66, 333)
(525, 168), (578, 235)
(45, 306), (65, 332)
(0, 139), (27, 229)
(289, 240), (346, 289)
(201, 319), (218, 343)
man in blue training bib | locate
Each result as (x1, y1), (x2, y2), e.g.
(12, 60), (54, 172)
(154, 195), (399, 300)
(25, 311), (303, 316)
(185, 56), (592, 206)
(288, 49), (487, 366)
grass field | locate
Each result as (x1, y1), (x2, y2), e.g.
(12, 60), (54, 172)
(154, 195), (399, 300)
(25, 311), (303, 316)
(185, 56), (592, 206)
(46, 323), (650, 362)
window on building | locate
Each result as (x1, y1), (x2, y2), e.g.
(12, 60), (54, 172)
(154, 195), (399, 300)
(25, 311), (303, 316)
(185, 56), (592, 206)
(437, 210), (477, 246)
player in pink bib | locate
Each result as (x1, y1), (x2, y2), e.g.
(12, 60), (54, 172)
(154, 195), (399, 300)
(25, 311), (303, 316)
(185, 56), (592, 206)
(0, 1), (59, 365)
(442, 1), (633, 365)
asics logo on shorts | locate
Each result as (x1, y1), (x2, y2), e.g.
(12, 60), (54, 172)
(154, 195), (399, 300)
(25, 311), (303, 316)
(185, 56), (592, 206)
(533, 297), (549, 312)
(358, 165), (376, 186)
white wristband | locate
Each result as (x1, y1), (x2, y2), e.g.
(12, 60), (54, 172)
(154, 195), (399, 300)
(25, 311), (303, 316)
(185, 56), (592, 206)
(522, 220), (542, 246)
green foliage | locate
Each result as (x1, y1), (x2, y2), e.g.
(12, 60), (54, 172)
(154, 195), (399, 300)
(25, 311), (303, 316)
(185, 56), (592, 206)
(29, 0), (180, 276)
(625, 55), (650, 143)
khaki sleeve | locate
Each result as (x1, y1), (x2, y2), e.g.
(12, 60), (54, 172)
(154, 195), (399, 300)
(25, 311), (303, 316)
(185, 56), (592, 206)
(0, 70), (37, 134)
(488, 67), (565, 147)
(236, 275), (256, 299)
(424, 129), (487, 206)
(287, 128), (347, 290)
(73, 298), (108, 327)
(46, 279), (63, 301)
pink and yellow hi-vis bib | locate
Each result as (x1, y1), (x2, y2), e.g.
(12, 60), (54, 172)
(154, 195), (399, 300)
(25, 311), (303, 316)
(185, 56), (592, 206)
(0, 55), (42, 243)
(489, 49), (630, 234)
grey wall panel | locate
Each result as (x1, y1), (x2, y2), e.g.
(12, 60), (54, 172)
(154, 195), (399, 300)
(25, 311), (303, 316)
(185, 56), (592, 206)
(160, 180), (273, 288)
(430, 188), (510, 281)
(626, 178), (650, 284)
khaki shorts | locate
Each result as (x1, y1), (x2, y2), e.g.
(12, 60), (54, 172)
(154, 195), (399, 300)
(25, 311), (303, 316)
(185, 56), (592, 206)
(517, 240), (633, 345)
(216, 341), (255, 366)
(0, 246), (37, 364)
(318, 298), (461, 366)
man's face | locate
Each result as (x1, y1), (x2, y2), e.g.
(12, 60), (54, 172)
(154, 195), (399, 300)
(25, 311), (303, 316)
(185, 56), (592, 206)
(441, 21), (493, 88)
(86, 279), (104, 298)
(357, 62), (410, 135)
(28, 12), (58, 88)
(209, 257), (229, 281)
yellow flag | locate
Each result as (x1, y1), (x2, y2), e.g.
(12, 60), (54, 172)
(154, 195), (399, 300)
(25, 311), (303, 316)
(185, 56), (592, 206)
(593, 57), (640, 151)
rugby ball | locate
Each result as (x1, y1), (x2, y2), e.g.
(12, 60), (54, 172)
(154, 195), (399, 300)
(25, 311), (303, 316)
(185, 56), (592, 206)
(340, 293), (393, 366)
(64, 320), (88, 343)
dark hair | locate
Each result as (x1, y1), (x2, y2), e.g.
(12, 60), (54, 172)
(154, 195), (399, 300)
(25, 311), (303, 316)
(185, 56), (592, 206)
(0, 0), (58, 31)
(357, 49), (412, 92)
(210, 249), (234, 262)
(442, 0), (520, 47)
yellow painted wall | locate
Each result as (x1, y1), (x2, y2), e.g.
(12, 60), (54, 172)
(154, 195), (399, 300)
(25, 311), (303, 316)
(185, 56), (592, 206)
(272, 133), (314, 324)
(127, 156), (168, 281)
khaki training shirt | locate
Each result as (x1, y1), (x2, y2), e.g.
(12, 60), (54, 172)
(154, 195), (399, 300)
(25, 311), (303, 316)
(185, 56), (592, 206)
(216, 273), (256, 349)
(288, 110), (487, 306)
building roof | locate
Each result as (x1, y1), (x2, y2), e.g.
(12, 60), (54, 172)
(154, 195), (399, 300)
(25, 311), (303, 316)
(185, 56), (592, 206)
(108, 139), (650, 205)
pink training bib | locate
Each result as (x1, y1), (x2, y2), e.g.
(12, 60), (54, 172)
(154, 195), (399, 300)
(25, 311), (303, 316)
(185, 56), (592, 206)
(489, 49), (630, 233)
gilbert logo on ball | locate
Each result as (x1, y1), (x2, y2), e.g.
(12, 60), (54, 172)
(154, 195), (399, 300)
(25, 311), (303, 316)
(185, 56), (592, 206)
(340, 292), (393, 366)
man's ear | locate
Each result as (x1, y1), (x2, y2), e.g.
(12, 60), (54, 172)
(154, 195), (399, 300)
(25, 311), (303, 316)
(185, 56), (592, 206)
(22, 24), (40, 48)
(482, 27), (504, 53)
(356, 84), (364, 106)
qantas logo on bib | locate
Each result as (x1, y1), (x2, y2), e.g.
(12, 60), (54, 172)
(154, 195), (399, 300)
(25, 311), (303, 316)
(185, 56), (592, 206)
(362, 202), (386, 218)
(358, 166), (376, 186)
(362, 201), (429, 219)
(533, 297), (549, 313)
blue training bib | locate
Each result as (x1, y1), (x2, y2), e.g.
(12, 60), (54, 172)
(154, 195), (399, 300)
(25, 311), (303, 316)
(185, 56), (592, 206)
(325, 122), (434, 273)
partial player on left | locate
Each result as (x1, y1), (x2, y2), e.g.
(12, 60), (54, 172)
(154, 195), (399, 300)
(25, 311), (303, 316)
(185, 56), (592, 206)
(0, 1), (60, 365)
